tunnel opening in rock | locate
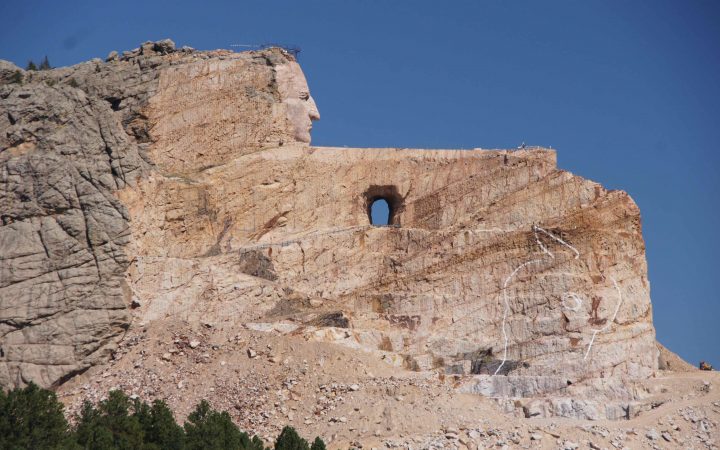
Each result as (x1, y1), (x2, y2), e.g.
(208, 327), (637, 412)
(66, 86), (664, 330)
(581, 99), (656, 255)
(370, 199), (390, 225)
(364, 185), (403, 226)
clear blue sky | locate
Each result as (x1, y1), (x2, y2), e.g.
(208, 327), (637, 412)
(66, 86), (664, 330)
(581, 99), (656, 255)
(1, 1), (718, 367)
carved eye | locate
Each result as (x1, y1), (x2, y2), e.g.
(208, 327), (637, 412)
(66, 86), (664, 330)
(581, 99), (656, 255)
(299, 92), (309, 101)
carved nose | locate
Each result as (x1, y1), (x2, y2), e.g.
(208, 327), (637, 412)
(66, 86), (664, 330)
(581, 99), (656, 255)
(308, 96), (320, 121)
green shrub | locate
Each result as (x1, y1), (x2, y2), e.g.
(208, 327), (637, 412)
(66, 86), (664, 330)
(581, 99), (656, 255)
(9, 70), (23, 84)
(26, 60), (37, 71)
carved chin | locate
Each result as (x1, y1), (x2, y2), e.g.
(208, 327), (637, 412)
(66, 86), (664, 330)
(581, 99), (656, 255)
(294, 126), (312, 144)
(285, 103), (313, 143)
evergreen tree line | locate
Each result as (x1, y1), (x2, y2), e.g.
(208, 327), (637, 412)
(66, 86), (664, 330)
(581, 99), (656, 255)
(0, 383), (327, 450)
(26, 56), (52, 71)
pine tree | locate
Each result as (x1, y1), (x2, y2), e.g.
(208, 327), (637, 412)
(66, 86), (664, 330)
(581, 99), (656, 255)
(274, 426), (310, 450)
(73, 390), (145, 449)
(26, 60), (37, 70)
(250, 434), (267, 450)
(39, 55), (52, 70)
(310, 436), (327, 450)
(136, 398), (186, 450)
(0, 383), (76, 449)
(0, 384), (274, 450)
(184, 400), (247, 450)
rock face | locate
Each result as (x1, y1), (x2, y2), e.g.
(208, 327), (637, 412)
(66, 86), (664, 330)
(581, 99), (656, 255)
(1, 42), (660, 418)
(0, 43), (312, 387)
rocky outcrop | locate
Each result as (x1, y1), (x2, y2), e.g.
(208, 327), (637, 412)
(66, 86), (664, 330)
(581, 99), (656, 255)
(2, 41), (664, 419)
(0, 41), (312, 387)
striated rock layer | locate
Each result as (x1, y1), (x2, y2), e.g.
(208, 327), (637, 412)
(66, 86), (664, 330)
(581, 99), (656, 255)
(1, 42), (659, 418)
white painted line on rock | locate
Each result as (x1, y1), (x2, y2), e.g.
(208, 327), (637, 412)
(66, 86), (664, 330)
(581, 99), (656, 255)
(495, 258), (543, 375)
(561, 292), (584, 312)
(533, 226), (554, 259)
(237, 224), (372, 252)
(533, 225), (580, 259)
(495, 225), (581, 375)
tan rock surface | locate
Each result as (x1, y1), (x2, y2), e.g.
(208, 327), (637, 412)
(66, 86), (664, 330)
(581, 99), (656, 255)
(0, 43), (308, 388)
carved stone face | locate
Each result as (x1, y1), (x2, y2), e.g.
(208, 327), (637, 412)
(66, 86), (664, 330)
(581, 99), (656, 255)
(276, 61), (320, 144)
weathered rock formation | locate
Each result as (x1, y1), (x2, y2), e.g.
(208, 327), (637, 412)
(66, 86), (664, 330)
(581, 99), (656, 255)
(1, 41), (661, 418)
(0, 41), (312, 387)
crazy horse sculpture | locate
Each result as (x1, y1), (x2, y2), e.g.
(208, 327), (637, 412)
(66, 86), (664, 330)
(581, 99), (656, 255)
(1, 41), (657, 418)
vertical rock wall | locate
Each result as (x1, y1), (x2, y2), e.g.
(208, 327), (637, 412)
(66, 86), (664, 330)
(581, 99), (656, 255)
(0, 43), (305, 388)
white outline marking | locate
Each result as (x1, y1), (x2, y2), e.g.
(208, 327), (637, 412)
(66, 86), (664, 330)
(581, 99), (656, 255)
(495, 225), (580, 375)
(533, 225), (580, 260)
(236, 225), (371, 252)
(495, 258), (543, 375)
(561, 292), (583, 312)
(583, 277), (623, 360)
(533, 226), (554, 259)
